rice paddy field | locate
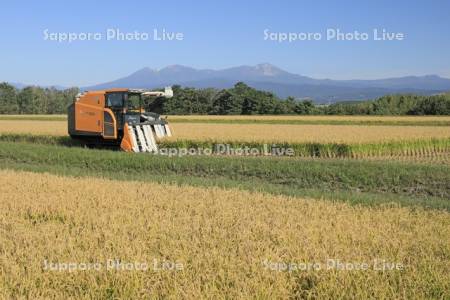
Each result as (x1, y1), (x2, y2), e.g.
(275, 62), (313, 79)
(2, 114), (450, 126)
(169, 123), (450, 143)
(1, 119), (450, 143)
(1, 114), (449, 299)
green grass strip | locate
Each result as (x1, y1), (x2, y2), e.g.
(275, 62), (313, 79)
(0, 141), (448, 210)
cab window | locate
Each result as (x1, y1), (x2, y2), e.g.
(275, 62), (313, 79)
(127, 94), (141, 110)
(106, 93), (124, 107)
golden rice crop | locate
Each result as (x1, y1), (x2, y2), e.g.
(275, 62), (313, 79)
(0, 114), (66, 119)
(0, 120), (67, 136)
(168, 114), (450, 122)
(169, 123), (450, 143)
(0, 170), (449, 299)
(1, 120), (450, 143)
(3, 114), (450, 122)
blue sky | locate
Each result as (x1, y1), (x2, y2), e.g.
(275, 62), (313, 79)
(1, 0), (449, 86)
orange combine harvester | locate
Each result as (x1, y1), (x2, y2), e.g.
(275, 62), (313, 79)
(68, 87), (173, 152)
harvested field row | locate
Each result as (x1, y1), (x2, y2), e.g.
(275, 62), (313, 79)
(160, 138), (450, 159)
(1, 133), (449, 161)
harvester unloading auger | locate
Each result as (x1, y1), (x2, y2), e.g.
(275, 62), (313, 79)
(68, 87), (173, 152)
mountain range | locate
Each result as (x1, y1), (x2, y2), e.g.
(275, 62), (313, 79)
(83, 64), (450, 103)
(11, 64), (450, 103)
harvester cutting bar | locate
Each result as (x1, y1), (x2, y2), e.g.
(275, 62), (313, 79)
(127, 123), (171, 153)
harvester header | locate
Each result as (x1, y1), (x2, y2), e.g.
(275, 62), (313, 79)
(68, 87), (173, 152)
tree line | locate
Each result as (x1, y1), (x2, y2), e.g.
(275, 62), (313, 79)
(1, 82), (449, 115)
(151, 83), (450, 115)
(0, 83), (79, 114)
(324, 93), (450, 115)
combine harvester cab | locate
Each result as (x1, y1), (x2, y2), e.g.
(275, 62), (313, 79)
(68, 87), (173, 153)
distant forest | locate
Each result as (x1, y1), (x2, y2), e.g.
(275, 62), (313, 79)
(0, 82), (449, 115)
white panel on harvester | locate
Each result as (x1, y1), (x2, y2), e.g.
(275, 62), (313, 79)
(128, 125), (140, 152)
(164, 124), (172, 137)
(135, 125), (150, 152)
(143, 125), (158, 152)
